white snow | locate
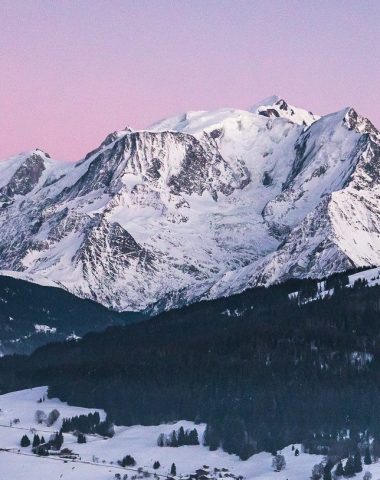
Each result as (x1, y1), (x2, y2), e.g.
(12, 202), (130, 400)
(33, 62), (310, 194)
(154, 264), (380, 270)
(0, 386), (353, 480)
(0, 98), (378, 311)
(34, 324), (57, 334)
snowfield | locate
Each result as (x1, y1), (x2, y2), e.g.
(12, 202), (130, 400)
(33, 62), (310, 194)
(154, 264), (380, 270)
(1, 387), (380, 480)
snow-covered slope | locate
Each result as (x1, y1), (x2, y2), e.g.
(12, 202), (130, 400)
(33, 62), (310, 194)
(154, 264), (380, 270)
(1, 97), (380, 311)
(0, 386), (328, 480)
(3, 386), (380, 480)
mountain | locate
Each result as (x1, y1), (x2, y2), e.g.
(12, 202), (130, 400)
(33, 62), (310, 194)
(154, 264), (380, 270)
(0, 97), (379, 311)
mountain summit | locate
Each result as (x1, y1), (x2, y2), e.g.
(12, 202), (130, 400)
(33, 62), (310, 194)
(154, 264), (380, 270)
(0, 97), (379, 311)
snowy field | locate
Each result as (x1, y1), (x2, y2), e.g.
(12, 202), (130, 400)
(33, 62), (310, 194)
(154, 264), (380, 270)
(0, 387), (379, 480)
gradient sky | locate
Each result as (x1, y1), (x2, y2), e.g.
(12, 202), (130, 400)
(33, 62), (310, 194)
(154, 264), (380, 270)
(1, 0), (380, 161)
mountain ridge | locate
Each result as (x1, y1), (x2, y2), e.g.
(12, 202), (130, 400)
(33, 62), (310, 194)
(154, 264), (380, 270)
(1, 96), (379, 311)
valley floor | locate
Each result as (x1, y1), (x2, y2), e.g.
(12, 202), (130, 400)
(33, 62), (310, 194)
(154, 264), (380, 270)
(0, 387), (378, 480)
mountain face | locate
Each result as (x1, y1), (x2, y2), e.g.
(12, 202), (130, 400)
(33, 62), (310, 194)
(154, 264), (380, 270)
(1, 96), (380, 311)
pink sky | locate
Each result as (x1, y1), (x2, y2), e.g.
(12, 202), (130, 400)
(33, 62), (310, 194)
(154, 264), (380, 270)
(1, 0), (380, 161)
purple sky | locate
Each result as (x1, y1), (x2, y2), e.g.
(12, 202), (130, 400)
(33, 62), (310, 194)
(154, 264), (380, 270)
(1, 0), (380, 161)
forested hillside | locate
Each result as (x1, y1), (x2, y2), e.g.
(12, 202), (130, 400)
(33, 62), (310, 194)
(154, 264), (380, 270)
(0, 274), (142, 355)
(1, 271), (380, 460)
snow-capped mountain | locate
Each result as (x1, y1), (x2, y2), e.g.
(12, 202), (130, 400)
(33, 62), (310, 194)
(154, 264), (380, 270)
(1, 96), (380, 311)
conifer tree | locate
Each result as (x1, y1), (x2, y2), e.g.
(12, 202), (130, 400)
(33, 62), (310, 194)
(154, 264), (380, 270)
(344, 455), (355, 477)
(20, 435), (30, 447)
(335, 461), (344, 478)
(32, 434), (40, 448)
(170, 463), (176, 476)
(353, 450), (363, 473)
(178, 426), (185, 446)
(120, 455), (136, 467)
(203, 424), (220, 451)
(364, 446), (372, 465)
(189, 428), (199, 445)
(50, 431), (64, 450)
(157, 433), (165, 447)
(323, 468), (332, 480)
(170, 430), (178, 447)
(323, 462), (332, 480)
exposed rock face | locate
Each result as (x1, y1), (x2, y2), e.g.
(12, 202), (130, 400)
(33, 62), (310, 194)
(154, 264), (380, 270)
(0, 152), (46, 200)
(1, 97), (380, 311)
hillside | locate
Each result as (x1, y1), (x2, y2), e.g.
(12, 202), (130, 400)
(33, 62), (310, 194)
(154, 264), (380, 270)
(0, 274), (141, 355)
(1, 270), (380, 460)
(0, 386), (329, 480)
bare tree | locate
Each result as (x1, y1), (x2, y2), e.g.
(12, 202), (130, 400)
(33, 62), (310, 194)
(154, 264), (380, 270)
(46, 409), (60, 427)
(272, 454), (286, 472)
(34, 410), (47, 424)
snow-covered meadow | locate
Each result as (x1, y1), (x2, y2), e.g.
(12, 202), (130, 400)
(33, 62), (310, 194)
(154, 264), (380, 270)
(0, 387), (379, 480)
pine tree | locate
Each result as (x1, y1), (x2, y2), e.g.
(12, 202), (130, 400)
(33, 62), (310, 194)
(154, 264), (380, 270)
(178, 426), (185, 446)
(36, 445), (49, 456)
(295, 448), (300, 456)
(32, 434), (40, 448)
(353, 450), (363, 473)
(335, 461), (344, 478)
(157, 433), (165, 447)
(189, 429), (199, 445)
(50, 431), (64, 450)
(153, 461), (160, 470)
(57, 431), (64, 449)
(203, 424), (220, 451)
(239, 440), (255, 461)
(96, 418), (115, 438)
(323, 468), (332, 480)
(364, 446), (372, 465)
(40, 436), (46, 445)
(170, 463), (176, 476)
(77, 433), (86, 443)
(120, 455), (136, 467)
(169, 430), (178, 447)
(20, 435), (30, 447)
(323, 462), (332, 480)
(221, 414), (247, 457)
(94, 411), (100, 426)
(344, 455), (355, 477)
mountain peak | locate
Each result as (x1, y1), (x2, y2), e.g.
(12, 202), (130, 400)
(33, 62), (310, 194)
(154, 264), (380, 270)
(0, 98), (379, 312)
(342, 107), (379, 137)
(33, 148), (51, 158)
(249, 96), (319, 126)
(248, 95), (280, 111)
